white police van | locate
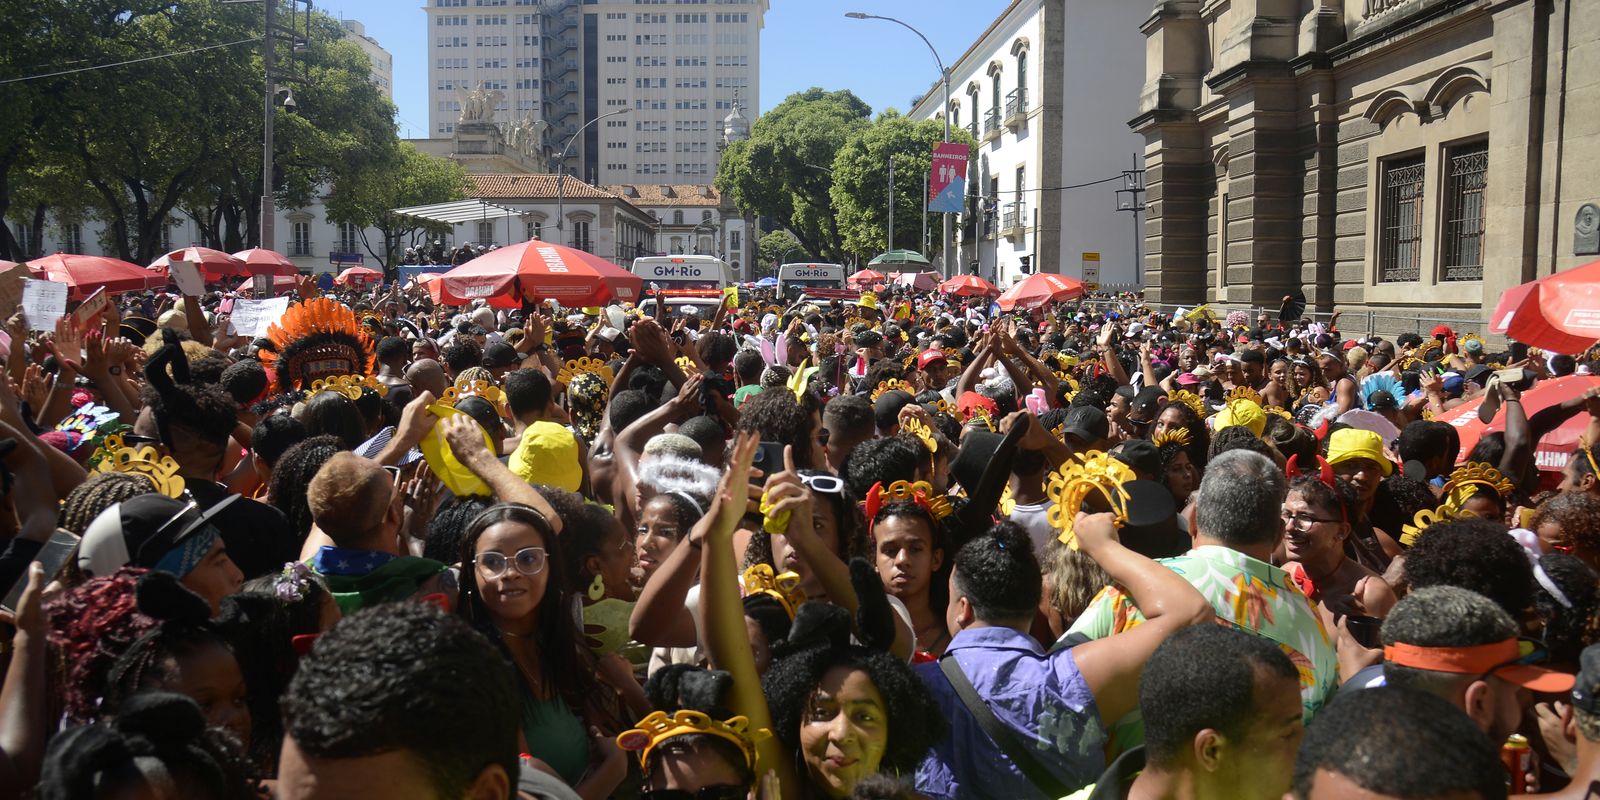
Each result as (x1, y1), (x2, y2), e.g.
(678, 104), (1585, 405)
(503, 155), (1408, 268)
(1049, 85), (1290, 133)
(777, 262), (845, 300)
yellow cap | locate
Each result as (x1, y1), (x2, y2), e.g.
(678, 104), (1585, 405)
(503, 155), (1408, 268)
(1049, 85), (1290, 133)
(1213, 398), (1266, 438)
(1327, 428), (1393, 475)
(859, 292), (878, 311)
(508, 420), (583, 492)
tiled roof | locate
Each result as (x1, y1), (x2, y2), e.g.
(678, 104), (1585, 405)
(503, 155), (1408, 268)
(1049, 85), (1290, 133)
(602, 183), (723, 207)
(467, 174), (620, 200)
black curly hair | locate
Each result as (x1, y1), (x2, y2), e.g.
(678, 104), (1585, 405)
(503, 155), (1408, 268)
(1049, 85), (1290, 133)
(1404, 517), (1535, 617)
(842, 437), (924, 501)
(738, 389), (821, 471)
(952, 521), (1041, 624)
(266, 435), (348, 544)
(760, 601), (945, 779)
(1533, 553), (1600, 671)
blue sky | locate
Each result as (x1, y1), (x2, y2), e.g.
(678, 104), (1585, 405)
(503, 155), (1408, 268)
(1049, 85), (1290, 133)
(314, 0), (1011, 137)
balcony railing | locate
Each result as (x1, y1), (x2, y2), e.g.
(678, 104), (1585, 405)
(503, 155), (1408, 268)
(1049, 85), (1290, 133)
(573, 238), (592, 253)
(1004, 88), (1027, 129)
(1001, 207), (1025, 238)
(289, 241), (314, 257)
(983, 110), (1000, 139)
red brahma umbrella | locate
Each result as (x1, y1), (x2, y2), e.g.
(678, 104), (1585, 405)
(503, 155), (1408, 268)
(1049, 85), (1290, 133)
(27, 254), (162, 299)
(940, 274), (1000, 297)
(1434, 374), (1600, 474)
(335, 266), (383, 287)
(436, 241), (641, 308)
(150, 247), (248, 281)
(847, 269), (886, 290)
(997, 273), (1085, 311)
(231, 248), (301, 277)
(1491, 259), (1600, 354)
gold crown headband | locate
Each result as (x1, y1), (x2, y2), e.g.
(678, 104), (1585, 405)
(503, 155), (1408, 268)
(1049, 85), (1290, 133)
(1442, 462), (1515, 505)
(615, 710), (769, 772)
(94, 435), (185, 499)
(1168, 390), (1206, 419)
(308, 374), (388, 401)
(870, 379), (913, 403)
(901, 417), (938, 457)
(556, 357), (615, 389)
(439, 380), (508, 416)
(1226, 385), (1263, 407)
(1045, 451), (1136, 550)
(742, 563), (806, 620)
(1399, 503), (1478, 547)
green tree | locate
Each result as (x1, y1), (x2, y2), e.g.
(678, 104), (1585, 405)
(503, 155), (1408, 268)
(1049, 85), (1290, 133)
(0, 1), (400, 263)
(829, 111), (975, 263)
(324, 143), (466, 270)
(755, 229), (803, 278)
(715, 88), (871, 264)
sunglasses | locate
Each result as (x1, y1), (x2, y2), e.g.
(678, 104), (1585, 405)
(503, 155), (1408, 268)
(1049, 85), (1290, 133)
(639, 787), (748, 800)
(799, 472), (845, 495)
(475, 546), (547, 579)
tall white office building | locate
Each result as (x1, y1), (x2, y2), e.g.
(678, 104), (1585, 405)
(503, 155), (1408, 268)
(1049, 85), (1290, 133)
(423, 0), (764, 183)
(582, 0), (766, 185)
(340, 19), (394, 100)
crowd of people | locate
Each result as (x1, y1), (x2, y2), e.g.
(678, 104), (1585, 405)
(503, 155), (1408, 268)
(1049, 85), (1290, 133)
(0, 276), (1598, 800)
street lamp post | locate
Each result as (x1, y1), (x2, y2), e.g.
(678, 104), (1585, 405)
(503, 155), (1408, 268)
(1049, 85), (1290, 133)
(846, 12), (952, 277)
(555, 108), (631, 244)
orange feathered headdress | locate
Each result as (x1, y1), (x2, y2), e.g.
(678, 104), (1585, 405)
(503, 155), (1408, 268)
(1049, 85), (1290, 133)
(258, 298), (375, 392)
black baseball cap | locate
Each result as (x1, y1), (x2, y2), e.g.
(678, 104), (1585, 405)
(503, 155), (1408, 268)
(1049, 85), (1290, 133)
(1062, 406), (1110, 445)
(78, 493), (239, 578)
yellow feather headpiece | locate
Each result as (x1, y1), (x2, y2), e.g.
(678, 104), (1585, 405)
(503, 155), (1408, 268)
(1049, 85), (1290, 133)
(1151, 428), (1192, 449)
(615, 710), (769, 771)
(1045, 451), (1136, 550)
(94, 435), (186, 499)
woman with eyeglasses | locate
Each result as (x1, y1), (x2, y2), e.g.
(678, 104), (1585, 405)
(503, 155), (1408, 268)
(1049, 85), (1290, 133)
(1279, 477), (1396, 621)
(456, 503), (629, 800)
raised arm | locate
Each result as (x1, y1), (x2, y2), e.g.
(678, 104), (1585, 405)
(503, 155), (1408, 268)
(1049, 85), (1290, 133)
(1067, 511), (1214, 725)
(0, 564), (47, 800)
(696, 434), (798, 792)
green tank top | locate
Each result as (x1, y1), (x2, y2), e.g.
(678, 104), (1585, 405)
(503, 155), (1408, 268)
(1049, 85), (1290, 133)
(520, 689), (590, 787)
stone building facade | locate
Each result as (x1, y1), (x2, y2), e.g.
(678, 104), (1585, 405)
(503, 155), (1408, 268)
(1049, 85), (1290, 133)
(1135, 0), (1600, 327)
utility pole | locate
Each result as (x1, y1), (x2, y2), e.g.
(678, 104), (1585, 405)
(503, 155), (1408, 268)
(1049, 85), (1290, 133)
(887, 157), (896, 253)
(1116, 155), (1147, 286)
(922, 167), (929, 257)
(225, 0), (310, 252)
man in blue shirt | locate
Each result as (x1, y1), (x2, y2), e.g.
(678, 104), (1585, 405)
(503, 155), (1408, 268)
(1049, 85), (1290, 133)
(913, 510), (1212, 799)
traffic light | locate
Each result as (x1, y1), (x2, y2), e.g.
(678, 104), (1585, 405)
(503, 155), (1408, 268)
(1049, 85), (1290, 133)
(1019, 255), (1033, 274)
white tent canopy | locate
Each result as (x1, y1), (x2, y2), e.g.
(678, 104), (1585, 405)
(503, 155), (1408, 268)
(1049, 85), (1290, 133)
(390, 199), (522, 225)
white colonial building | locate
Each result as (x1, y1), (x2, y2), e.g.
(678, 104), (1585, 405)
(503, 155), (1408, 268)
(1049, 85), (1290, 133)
(908, 0), (1148, 289)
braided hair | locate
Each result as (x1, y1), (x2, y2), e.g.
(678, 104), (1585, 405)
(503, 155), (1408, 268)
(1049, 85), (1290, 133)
(47, 568), (157, 722)
(58, 472), (158, 536)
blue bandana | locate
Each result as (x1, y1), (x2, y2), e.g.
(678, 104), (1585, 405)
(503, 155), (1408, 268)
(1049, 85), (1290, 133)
(312, 546), (398, 577)
(152, 525), (219, 578)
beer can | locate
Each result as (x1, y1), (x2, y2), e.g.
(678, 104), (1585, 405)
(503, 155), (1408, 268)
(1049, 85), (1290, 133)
(1502, 734), (1532, 794)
